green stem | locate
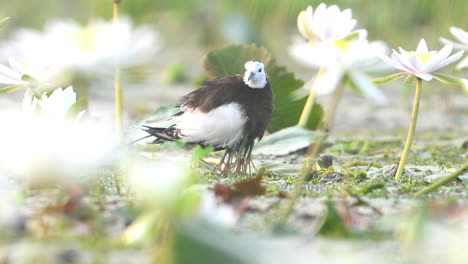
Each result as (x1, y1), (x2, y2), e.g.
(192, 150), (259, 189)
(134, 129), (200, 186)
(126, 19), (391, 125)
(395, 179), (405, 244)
(415, 163), (468, 196)
(298, 68), (325, 127)
(298, 89), (316, 127)
(279, 75), (347, 225)
(113, 0), (123, 143)
(395, 78), (422, 181)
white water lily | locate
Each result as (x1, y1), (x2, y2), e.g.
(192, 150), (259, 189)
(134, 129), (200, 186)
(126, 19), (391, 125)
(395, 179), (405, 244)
(376, 39), (465, 181)
(198, 192), (238, 227)
(22, 86), (84, 123)
(0, 17), (161, 76)
(297, 3), (356, 42)
(43, 17), (160, 72)
(441, 27), (468, 69)
(0, 86), (114, 184)
(381, 38), (464, 81)
(0, 57), (63, 92)
(128, 158), (192, 206)
(291, 31), (388, 101)
(0, 173), (21, 228)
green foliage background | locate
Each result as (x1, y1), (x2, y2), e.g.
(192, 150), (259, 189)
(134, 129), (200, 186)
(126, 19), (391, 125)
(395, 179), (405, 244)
(1, 0), (467, 49)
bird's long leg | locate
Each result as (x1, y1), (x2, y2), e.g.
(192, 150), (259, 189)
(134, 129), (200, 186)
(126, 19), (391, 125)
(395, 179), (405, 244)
(213, 150), (229, 173)
(224, 151), (235, 174)
(201, 158), (221, 173)
(240, 144), (256, 174)
(235, 151), (245, 173)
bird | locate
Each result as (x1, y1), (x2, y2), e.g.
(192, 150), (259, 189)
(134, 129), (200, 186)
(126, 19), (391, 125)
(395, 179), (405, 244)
(141, 60), (274, 174)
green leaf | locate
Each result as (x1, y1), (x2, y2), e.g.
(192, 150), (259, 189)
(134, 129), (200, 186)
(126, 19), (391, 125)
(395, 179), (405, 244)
(65, 97), (87, 119)
(403, 75), (415, 84)
(0, 84), (22, 93)
(0, 17), (9, 30)
(21, 74), (38, 83)
(253, 126), (316, 155)
(192, 145), (214, 162)
(161, 61), (187, 84)
(202, 44), (323, 132)
(174, 222), (257, 264)
(343, 31), (361, 41)
(433, 73), (468, 95)
(317, 200), (351, 238)
(373, 72), (406, 84)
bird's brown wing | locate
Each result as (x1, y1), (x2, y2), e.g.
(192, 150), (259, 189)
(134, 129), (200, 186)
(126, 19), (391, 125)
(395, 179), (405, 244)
(178, 75), (245, 113)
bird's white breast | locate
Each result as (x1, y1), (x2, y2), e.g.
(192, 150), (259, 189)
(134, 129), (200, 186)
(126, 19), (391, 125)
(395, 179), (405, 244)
(174, 103), (247, 148)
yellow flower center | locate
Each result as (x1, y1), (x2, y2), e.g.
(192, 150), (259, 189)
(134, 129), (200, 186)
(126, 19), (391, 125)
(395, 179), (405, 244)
(409, 51), (432, 63)
(334, 40), (351, 51)
(75, 28), (98, 52)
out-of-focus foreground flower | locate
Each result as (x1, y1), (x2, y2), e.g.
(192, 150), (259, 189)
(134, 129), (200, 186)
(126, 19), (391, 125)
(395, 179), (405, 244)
(0, 16), (161, 85)
(291, 3), (389, 128)
(291, 30), (388, 100)
(0, 172), (21, 228)
(0, 86), (115, 186)
(297, 3), (356, 42)
(123, 156), (239, 244)
(0, 57), (64, 93)
(441, 26), (468, 70)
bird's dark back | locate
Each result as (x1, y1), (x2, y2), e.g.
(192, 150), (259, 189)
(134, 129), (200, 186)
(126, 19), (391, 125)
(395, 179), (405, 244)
(179, 75), (274, 141)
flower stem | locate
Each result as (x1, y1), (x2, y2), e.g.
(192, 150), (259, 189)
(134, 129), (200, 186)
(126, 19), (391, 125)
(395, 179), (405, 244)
(298, 68), (325, 127)
(113, 0), (123, 143)
(395, 78), (422, 181)
(279, 75), (347, 225)
(415, 163), (468, 196)
(298, 89), (316, 127)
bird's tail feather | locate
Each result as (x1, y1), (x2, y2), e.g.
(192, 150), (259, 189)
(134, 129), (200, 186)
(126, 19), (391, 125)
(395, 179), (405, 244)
(142, 125), (180, 144)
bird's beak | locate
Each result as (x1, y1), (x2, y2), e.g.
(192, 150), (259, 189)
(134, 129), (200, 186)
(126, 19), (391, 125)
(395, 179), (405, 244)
(248, 72), (255, 81)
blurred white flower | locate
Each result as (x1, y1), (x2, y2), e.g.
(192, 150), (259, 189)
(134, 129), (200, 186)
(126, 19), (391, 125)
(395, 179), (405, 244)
(128, 158), (192, 206)
(290, 31), (388, 101)
(198, 192), (238, 227)
(0, 57), (63, 92)
(0, 16), (161, 77)
(0, 59), (26, 86)
(381, 38), (464, 81)
(441, 27), (468, 69)
(22, 86), (84, 123)
(297, 3), (356, 42)
(0, 172), (21, 228)
(43, 17), (161, 72)
(0, 86), (115, 185)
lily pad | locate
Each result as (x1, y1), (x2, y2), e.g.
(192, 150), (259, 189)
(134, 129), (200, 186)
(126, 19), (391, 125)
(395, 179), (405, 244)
(203, 44), (323, 132)
(253, 126), (316, 156)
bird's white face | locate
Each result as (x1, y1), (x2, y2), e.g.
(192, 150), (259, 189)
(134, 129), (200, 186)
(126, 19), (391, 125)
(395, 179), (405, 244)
(243, 61), (267, 89)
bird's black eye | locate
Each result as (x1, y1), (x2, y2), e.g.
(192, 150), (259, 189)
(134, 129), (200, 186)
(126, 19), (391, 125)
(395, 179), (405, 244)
(258, 69), (262, 72)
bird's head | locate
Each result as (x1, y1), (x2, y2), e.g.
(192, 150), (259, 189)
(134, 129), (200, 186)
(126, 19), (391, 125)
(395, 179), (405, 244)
(243, 61), (267, 88)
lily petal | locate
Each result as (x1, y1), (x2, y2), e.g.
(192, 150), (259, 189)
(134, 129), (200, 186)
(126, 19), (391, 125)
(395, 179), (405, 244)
(416, 38), (429, 53)
(349, 71), (387, 103)
(456, 56), (468, 69)
(310, 68), (344, 96)
(450, 27), (468, 44)
(415, 73), (433, 81)
(424, 44), (453, 72)
(392, 52), (417, 72)
(432, 50), (464, 71)
(440, 37), (468, 51)
(380, 54), (409, 72)
(0, 64), (23, 84)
